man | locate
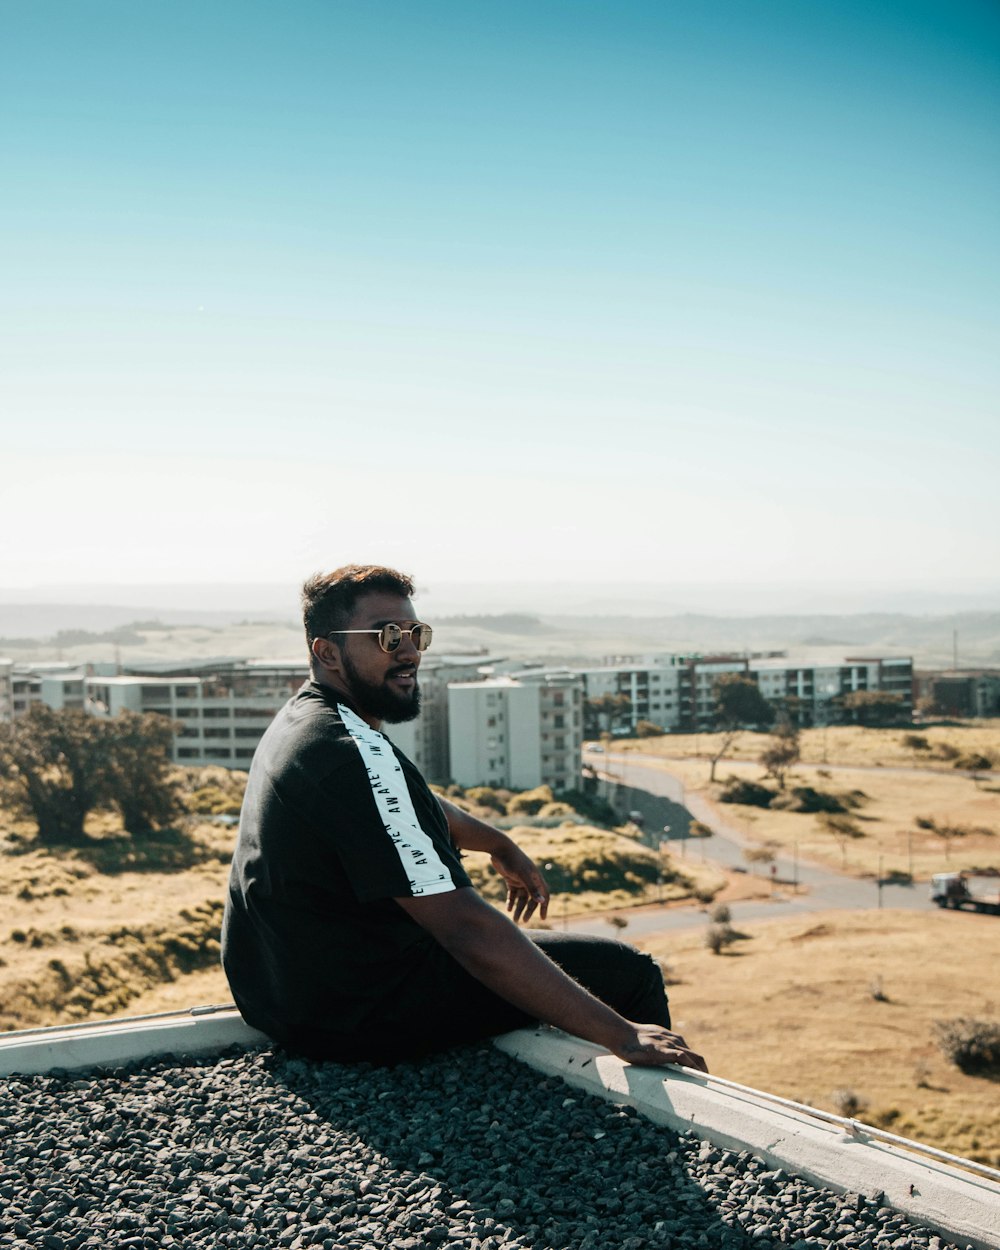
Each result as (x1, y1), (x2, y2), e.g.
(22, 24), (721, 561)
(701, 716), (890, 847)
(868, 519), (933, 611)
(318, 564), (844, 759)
(222, 564), (706, 1072)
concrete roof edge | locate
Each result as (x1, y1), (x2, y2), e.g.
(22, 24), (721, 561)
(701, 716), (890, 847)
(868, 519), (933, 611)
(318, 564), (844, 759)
(495, 1028), (1000, 1250)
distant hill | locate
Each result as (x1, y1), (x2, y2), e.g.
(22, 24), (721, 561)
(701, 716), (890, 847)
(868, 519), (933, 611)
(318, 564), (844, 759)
(2, 606), (998, 669)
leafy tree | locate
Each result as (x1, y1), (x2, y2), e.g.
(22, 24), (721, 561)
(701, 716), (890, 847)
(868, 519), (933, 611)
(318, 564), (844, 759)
(584, 693), (632, 737)
(708, 675), (775, 782)
(634, 719), (665, 738)
(0, 706), (114, 845)
(0, 706), (184, 845)
(105, 711), (184, 835)
(759, 722), (800, 790)
(838, 690), (905, 727)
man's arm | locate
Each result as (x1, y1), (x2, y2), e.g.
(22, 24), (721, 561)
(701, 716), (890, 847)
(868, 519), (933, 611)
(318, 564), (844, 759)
(395, 886), (707, 1072)
(437, 794), (550, 924)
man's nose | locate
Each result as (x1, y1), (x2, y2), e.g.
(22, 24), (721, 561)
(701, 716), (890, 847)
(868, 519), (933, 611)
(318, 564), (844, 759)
(396, 631), (421, 661)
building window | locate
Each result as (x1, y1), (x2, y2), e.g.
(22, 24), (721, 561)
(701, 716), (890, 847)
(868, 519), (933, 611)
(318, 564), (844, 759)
(205, 748), (231, 760)
(204, 728), (232, 739)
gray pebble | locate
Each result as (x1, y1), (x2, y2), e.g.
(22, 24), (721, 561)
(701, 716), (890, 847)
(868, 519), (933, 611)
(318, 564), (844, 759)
(0, 1044), (966, 1250)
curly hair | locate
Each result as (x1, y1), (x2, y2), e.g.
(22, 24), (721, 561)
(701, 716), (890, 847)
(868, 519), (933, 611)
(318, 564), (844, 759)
(301, 564), (416, 647)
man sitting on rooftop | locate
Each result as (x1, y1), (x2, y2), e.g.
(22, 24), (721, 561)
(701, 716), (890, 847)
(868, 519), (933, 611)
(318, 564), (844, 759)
(222, 564), (706, 1072)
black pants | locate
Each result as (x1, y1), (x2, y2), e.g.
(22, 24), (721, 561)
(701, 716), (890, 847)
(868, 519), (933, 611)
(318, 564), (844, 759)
(303, 932), (671, 1064)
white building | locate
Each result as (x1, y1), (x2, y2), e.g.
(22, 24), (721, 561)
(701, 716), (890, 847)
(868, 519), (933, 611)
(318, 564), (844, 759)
(574, 652), (914, 732)
(577, 659), (685, 734)
(382, 655), (488, 781)
(448, 671), (583, 790)
(83, 661), (308, 766)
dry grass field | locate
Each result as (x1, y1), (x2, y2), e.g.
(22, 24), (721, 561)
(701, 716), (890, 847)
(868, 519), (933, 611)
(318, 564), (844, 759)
(636, 910), (1000, 1168)
(0, 804), (715, 1032)
(614, 722), (1000, 880)
(620, 721), (1000, 770)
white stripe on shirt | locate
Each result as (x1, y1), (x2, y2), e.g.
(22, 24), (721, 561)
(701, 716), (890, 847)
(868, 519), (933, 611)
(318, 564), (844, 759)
(338, 703), (456, 897)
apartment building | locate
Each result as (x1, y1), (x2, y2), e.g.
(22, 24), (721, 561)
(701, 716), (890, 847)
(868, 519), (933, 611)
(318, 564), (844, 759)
(381, 655), (488, 781)
(448, 671), (583, 790)
(918, 669), (1000, 718)
(575, 653), (914, 732)
(82, 661), (308, 766)
(577, 659), (685, 735)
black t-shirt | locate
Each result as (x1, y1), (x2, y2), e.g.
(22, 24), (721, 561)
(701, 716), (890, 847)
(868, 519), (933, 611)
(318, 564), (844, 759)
(221, 681), (471, 1054)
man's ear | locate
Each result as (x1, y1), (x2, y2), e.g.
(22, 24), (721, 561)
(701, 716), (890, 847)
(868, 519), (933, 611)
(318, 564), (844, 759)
(311, 636), (342, 673)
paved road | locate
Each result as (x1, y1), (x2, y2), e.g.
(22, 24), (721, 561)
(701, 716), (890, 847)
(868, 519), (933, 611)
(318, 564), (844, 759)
(566, 753), (935, 937)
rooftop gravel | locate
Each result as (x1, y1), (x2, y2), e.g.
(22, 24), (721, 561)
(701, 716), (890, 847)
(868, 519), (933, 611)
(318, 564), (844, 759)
(0, 1043), (969, 1250)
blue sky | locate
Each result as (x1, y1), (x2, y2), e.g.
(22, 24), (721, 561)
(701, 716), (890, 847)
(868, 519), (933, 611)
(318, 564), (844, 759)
(2, 1), (998, 603)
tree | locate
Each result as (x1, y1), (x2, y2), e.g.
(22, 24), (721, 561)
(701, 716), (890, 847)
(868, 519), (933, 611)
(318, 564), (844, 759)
(838, 690), (905, 727)
(760, 722), (800, 790)
(634, 719), (665, 738)
(104, 711), (184, 835)
(0, 706), (115, 845)
(585, 693), (633, 737)
(708, 675), (775, 782)
(0, 706), (184, 845)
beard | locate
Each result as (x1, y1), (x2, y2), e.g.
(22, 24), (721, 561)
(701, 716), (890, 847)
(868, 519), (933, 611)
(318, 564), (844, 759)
(341, 650), (422, 724)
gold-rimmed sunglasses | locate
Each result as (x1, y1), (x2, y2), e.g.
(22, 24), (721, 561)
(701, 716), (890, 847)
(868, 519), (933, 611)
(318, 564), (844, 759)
(333, 622), (433, 653)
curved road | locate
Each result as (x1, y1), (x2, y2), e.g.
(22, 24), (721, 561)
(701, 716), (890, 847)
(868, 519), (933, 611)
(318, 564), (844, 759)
(566, 753), (936, 938)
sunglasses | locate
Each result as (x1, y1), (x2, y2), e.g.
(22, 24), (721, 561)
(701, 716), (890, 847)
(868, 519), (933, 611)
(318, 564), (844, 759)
(334, 622), (433, 653)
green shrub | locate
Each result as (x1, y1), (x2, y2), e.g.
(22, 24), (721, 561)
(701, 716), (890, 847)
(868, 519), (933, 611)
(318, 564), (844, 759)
(464, 786), (507, 813)
(902, 733), (930, 751)
(954, 753), (992, 772)
(933, 1018), (1000, 1075)
(719, 779), (774, 808)
(770, 786), (846, 814)
(555, 789), (618, 827)
(831, 1088), (869, 1118)
(187, 785), (241, 817)
(537, 801), (576, 819)
(819, 813), (865, 839)
(506, 785), (554, 816)
(705, 922), (737, 955)
(634, 720), (666, 738)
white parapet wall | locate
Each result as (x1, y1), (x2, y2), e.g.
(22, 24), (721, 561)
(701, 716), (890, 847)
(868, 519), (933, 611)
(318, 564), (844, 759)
(0, 1006), (268, 1077)
(2, 1010), (998, 1250)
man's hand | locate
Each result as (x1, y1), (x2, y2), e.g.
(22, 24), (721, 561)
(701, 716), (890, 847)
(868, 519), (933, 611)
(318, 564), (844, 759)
(608, 1022), (709, 1073)
(490, 842), (550, 924)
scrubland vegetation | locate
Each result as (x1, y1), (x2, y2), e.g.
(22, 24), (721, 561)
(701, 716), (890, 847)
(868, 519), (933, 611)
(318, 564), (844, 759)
(614, 721), (1000, 880)
(0, 769), (707, 1032)
(636, 910), (1000, 1167)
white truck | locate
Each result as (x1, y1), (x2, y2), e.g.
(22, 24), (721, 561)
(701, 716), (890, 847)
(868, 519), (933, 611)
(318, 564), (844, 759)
(930, 872), (1000, 915)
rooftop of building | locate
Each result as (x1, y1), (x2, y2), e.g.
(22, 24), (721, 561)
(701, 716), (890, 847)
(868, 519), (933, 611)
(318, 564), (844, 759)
(2, 1010), (997, 1250)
